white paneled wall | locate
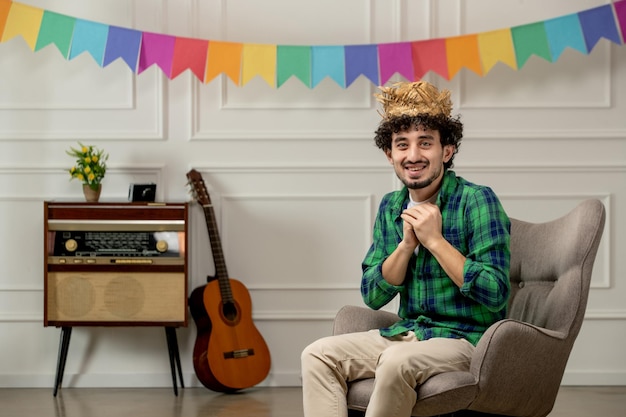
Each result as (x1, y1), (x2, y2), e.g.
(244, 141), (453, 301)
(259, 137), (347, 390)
(0, 0), (624, 389)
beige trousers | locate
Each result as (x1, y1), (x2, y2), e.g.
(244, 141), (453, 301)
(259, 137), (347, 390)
(301, 329), (474, 417)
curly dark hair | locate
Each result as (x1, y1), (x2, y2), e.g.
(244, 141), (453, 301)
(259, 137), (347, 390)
(374, 113), (463, 170)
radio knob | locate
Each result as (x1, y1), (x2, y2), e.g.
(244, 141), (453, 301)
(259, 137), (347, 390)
(65, 239), (78, 252)
(156, 240), (168, 253)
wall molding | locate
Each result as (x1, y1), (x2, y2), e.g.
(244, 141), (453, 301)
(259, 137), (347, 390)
(458, 47), (612, 110)
(190, 164), (390, 173)
(0, 76), (166, 141)
(0, 164), (166, 199)
(187, 129), (626, 141)
(456, 164), (626, 172)
(4, 309), (626, 323)
(465, 130), (626, 139)
(187, 163), (626, 173)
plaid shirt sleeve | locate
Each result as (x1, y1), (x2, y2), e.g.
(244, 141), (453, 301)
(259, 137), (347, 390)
(360, 191), (406, 310)
(459, 187), (511, 312)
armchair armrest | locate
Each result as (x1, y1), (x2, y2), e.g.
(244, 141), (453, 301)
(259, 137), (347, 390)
(468, 319), (570, 416)
(333, 305), (400, 335)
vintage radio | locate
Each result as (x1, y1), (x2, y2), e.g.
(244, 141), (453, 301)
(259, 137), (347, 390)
(44, 202), (188, 326)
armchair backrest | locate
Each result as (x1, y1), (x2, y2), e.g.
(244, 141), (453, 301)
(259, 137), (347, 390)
(507, 199), (606, 338)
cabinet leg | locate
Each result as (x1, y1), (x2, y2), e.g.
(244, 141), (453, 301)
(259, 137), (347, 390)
(53, 327), (72, 396)
(165, 327), (184, 395)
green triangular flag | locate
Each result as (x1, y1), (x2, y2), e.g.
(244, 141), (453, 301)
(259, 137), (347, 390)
(277, 45), (311, 88)
(511, 22), (552, 68)
(35, 11), (76, 58)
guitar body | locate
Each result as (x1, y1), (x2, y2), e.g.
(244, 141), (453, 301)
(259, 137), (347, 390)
(209, 278), (270, 390)
(189, 284), (222, 390)
(190, 279), (271, 392)
(187, 168), (271, 392)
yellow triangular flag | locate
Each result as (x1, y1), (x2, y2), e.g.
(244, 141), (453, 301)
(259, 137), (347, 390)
(241, 43), (277, 87)
(2, 2), (44, 51)
(478, 29), (517, 73)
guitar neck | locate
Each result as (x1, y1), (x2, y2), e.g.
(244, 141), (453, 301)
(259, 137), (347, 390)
(202, 203), (234, 302)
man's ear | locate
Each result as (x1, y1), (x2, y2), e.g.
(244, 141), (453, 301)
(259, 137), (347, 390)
(443, 145), (455, 163)
(385, 149), (393, 163)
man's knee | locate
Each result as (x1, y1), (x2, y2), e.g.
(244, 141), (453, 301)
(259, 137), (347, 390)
(301, 336), (336, 371)
(376, 338), (473, 386)
(376, 344), (419, 385)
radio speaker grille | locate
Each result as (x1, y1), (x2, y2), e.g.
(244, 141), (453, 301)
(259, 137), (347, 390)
(47, 272), (185, 323)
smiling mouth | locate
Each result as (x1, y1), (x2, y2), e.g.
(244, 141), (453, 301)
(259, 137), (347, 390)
(405, 164), (427, 177)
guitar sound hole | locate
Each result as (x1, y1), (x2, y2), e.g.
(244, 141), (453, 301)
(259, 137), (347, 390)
(222, 301), (238, 323)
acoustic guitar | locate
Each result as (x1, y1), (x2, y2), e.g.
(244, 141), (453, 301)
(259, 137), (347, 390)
(186, 169), (271, 392)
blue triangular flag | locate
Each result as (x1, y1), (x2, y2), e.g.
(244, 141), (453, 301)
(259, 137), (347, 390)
(544, 14), (587, 59)
(69, 19), (109, 65)
(311, 46), (345, 88)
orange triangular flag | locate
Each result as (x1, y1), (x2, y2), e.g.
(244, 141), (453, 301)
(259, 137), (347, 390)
(446, 34), (483, 79)
(478, 29), (517, 73)
(0, 0), (12, 37)
(205, 41), (243, 85)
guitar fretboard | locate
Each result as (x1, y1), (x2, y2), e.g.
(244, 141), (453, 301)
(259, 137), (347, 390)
(201, 202), (234, 304)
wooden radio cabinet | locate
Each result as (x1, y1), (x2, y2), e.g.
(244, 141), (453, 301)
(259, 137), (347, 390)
(43, 201), (189, 395)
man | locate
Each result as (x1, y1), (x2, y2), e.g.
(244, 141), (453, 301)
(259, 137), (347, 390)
(301, 81), (511, 417)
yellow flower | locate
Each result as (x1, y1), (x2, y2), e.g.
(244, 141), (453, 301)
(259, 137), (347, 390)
(67, 142), (108, 187)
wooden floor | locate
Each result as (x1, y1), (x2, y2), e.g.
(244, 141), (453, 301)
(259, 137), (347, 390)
(0, 386), (624, 417)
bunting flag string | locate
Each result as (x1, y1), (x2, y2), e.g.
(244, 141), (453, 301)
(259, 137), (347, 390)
(0, 0), (625, 88)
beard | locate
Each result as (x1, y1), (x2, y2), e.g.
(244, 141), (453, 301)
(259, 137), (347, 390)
(397, 162), (442, 190)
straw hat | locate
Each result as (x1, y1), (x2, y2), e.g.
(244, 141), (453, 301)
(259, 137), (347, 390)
(374, 81), (452, 119)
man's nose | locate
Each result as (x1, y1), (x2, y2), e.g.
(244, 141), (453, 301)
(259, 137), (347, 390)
(407, 144), (421, 161)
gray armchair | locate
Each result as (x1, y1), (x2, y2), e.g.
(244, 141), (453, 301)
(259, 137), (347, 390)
(333, 199), (606, 417)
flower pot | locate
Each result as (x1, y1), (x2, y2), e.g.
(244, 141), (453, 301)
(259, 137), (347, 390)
(82, 184), (102, 202)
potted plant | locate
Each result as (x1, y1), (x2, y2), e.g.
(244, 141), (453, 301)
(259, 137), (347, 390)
(67, 142), (109, 202)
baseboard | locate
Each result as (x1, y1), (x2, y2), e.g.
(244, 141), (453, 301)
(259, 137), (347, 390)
(0, 370), (623, 388)
(561, 370), (626, 386)
(0, 371), (303, 389)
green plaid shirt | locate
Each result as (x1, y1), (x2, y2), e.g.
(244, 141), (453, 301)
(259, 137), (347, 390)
(361, 170), (511, 346)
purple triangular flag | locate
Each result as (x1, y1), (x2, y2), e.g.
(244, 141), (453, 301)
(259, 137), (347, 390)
(614, 0), (626, 43)
(378, 42), (414, 85)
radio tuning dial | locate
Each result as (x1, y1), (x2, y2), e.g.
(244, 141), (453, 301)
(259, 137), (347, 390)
(65, 239), (78, 252)
(156, 240), (168, 253)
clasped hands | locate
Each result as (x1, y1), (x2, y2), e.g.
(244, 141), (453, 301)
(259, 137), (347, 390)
(400, 202), (443, 251)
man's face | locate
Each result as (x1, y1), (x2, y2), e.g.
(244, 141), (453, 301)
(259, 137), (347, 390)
(385, 126), (454, 199)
